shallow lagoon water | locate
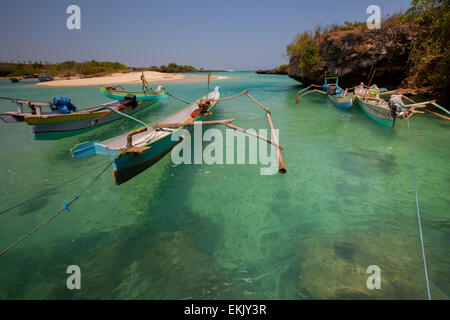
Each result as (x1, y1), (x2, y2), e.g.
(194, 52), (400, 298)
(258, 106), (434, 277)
(0, 72), (448, 299)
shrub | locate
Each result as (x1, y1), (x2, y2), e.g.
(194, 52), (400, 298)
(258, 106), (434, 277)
(400, 0), (449, 89)
(287, 31), (321, 71)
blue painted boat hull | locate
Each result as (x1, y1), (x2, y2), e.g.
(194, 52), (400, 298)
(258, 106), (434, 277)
(328, 94), (353, 109)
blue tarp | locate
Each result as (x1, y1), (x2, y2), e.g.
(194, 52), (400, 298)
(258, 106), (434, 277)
(51, 97), (77, 114)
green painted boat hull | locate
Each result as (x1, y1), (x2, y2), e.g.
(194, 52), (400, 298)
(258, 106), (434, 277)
(354, 95), (394, 126)
(99, 86), (168, 101)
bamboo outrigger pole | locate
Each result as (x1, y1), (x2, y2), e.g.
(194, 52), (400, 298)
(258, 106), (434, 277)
(423, 108), (450, 121)
(246, 92), (286, 174)
(206, 72), (211, 98)
(200, 85), (287, 173)
(153, 119), (283, 149)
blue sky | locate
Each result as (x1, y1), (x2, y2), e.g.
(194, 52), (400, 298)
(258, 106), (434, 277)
(0, 0), (412, 70)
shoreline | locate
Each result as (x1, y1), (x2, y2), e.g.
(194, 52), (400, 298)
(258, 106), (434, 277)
(33, 71), (223, 87)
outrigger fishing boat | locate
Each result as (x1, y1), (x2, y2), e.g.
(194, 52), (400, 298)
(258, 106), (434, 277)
(0, 95), (156, 140)
(353, 84), (401, 126)
(296, 76), (352, 109)
(99, 85), (167, 101)
(99, 70), (168, 101)
(353, 83), (446, 127)
(72, 74), (286, 185)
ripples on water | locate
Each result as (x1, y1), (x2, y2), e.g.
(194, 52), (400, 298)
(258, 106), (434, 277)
(0, 73), (448, 299)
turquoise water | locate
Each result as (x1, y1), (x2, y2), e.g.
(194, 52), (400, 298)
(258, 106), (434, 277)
(0, 72), (448, 299)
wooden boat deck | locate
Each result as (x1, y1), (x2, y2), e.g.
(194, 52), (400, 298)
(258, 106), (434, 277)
(104, 90), (220, 150)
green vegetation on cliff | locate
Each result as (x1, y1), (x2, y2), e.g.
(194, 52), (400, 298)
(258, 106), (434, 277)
(400, 0), (449, 91)
(286, 31), (321, 71)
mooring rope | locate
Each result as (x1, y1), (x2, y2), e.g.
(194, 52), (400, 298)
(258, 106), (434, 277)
(166, 91), (192, 105)
(0, 160), (111, 216)
(0, 159), (114, 257)
(406, 116), (432, 300)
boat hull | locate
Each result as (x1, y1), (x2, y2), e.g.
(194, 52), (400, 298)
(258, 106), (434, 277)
(112, 108), (215, 185)
(354, 95), (394, 126)
(328, 94), (353, 109)
(30, 100), (155, 140)
(71, 88), (221, 184)
(99, 87), (168, 101)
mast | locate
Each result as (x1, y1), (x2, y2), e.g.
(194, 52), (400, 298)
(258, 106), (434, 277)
(206, 71), (211, 99)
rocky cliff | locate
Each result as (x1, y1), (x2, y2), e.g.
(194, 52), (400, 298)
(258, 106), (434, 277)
(287, 19), (422, 93)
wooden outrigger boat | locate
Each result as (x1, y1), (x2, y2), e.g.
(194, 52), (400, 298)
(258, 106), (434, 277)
(353, 84), (398, 126)
(38, 74), (53, 82)
(296, 76), (352, 109)
(72, 74), (286, 185)
(99, 70), (168, 101)
(117, 68), (134, 73)
(0, 95), (156, 140)
(352, 83), (446, 127)
(99, 85), (167, 101)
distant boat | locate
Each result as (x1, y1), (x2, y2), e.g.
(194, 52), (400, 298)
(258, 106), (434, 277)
(100, 85), (168, 101)
(99, 71), (168, 101)
(295, 76), (352, 109)
(22, 74), (39, 79)
(117, 68), (134, 73)
(38, 74), (54, 82)
(321, 76), (353, 109)
(9, 77), (20, 83)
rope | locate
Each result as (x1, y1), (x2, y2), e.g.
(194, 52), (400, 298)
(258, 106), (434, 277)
(105, 107), (147, 126)
(0, 159), (114, 257)
(0, 161), (112, 215)
(166, 92), (192, 105)
(431, 102), (450, 115)
(406, 116), (432, 300)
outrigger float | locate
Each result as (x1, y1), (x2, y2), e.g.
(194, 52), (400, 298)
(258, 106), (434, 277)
(0, 95), (157, 140)
(296, 76), (353, 109)
(72, 73), (286, 184)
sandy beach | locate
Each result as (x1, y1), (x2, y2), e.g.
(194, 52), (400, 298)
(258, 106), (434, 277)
(35, 71), (220, 87)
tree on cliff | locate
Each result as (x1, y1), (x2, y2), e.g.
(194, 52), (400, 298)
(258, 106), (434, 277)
(400, 0), (449, 95)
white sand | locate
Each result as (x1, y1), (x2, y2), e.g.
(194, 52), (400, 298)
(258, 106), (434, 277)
(35, 71), (184, 87)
